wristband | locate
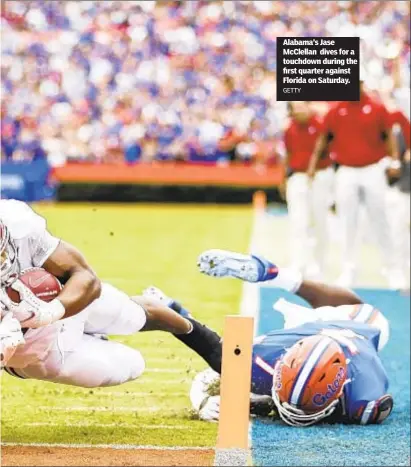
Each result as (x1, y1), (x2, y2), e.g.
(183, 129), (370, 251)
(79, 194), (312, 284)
(49, 299), (66, 322)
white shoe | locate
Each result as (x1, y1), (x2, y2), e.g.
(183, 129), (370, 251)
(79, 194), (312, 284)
(197, 249), (262, 282)
(143, 286), (173, 306)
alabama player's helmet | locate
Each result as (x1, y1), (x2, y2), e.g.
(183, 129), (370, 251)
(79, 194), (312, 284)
(272, 335), (348, 427)
(0, 219), (20, 286)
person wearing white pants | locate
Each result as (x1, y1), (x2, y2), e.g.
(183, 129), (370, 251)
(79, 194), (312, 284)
(308, 81), (402, 288)
(386, 108), (410, 289)
(334, 162), (397, 285)
(283, 101), (333, 279)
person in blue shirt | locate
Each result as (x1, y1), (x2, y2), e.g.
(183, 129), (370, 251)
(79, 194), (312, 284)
(161, 248), (393, 426)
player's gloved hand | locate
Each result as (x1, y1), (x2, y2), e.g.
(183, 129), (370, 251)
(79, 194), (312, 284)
(0, 288), (14, 319)
(0, 312), (25, 368)
(199, 396), (220, 422)
(6, 280), (65, 329)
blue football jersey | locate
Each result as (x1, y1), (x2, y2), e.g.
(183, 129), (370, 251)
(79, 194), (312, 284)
(251, 320), (389, 424)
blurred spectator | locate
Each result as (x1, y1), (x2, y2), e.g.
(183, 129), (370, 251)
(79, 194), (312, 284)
(1, 1), (409, 165)
(308, 77), (404, 290)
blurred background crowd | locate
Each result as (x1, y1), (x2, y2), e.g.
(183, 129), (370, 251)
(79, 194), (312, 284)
(1, 0), (410, 166)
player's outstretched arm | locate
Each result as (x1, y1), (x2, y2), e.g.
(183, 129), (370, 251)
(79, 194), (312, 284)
(198, 249), (363, 308)
(43, 241), (102, 318)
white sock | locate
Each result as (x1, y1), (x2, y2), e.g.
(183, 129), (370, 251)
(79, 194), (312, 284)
(186, 321), (194, 334)
(265, 267), (303, 293)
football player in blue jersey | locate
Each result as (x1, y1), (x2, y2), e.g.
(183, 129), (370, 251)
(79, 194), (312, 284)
(147, 249), (393, 426)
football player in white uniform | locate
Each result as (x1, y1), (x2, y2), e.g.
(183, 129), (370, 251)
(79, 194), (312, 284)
(0, 199), (221, 387)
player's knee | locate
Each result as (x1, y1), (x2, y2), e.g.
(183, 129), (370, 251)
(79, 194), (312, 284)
(122, 298), (147, 333)
(130, 350), (145, 380)
(97, 349), (145, 387)
(121, 348), (145, 383)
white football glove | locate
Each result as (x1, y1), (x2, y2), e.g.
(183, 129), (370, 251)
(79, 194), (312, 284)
(0, 312), (25, 368)
(3, 280), (65, 329)
(199, 395), (220, 422)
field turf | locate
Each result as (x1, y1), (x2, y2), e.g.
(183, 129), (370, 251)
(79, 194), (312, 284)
(1, 203), (253, 448)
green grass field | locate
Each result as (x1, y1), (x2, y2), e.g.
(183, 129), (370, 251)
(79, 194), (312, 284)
(1, 203), (253, 448)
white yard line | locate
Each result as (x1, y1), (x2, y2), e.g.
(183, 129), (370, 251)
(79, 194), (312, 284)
(135, 378), (191, 385)
(37, 406), (164, 413)
(63, 390), (187, 397)
(240, 193), (268, 333)
(1, 442), (213, 451)
(23, 422), (190, 430)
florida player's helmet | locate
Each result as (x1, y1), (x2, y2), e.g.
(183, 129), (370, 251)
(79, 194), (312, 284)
(0, 220), (20, 286)
(272, 335), (348, 427)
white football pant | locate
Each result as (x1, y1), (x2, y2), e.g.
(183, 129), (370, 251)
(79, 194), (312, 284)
(335, 162), (396, 280)
(286, 168), (334, 276)
(5, 283), (147, 387)
(274, 298), (389, 351)
(386, 186), (410, 285)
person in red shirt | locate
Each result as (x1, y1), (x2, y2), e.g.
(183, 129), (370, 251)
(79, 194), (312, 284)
(282, 101), (334, 279)
(307, 79), (402, 289)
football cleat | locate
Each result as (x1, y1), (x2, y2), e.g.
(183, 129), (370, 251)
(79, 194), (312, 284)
(142, 286), (191, 318)
(143, 286), (173, 306)
(197, 249), (279, 283)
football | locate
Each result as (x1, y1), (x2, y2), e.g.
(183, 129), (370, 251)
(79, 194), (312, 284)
(6, 267), (62, 303)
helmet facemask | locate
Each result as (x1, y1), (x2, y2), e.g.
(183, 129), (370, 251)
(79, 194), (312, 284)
(0, 222), (20, 287)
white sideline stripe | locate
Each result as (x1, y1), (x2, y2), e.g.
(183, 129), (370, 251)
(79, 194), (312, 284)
(24, 422), (189, 430)
(1, 442), (213, 451)
(234, 195), (269, 467)
(37, 406), (164, 413)
(137, 378), (191, 385)
(240, 200), (267, 332)
(65, 391), (186, 397)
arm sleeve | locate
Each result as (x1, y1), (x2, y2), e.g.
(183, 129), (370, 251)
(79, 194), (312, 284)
(3, 201), (60, 268)
(29, 230), (60, 268)
(24, 207), (60, 267)
(190, 368), (221, 411)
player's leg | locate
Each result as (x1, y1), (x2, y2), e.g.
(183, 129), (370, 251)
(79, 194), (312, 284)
(273, 298), (389, 351)
(362, 162), (404, 288)
(83, 283), (191, 335)
(198, 250), (362, 308)
(334, 165), (361, 286)
(84, 283), (222, 372)
(385, 185), (409, 288)
(285, 173), (311, 274)
(14, 333), (145, 387)
(310, 167), (334, 277)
